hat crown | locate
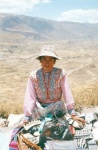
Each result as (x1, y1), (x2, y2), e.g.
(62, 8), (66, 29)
(41, 45), (54, 52)
(35, 45), (61, 60)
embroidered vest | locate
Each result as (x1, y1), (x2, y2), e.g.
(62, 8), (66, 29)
(31, 67), (65, 103)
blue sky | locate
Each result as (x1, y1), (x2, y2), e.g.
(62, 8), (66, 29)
(0, 0), (98, 23)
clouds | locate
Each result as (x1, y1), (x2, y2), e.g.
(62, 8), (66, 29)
(0, 0), (98, 23)
(58, 9), (98, 23)
(0, 0), (51, 14)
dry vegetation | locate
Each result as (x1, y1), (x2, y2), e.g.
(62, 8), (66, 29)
(0, 42), (98, 118)
(72, 84), (98, 112)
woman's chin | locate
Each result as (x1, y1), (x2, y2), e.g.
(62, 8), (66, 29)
(43, 68), (52, 72)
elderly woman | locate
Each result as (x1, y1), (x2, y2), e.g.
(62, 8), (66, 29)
(23, 45), (85, 125)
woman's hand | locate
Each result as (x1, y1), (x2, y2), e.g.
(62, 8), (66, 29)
(19, 119), (29, 127)
(71, 115), (85, 125)
(23, 120), (29, 125)
(19, 120), (29, 127)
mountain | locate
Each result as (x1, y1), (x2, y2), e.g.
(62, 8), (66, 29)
(0, 13), (98, 42)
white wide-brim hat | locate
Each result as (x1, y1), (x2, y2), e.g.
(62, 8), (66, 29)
(35, 45), (61, 60)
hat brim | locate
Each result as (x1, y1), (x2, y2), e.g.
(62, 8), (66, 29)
(35, 48), (61, 60)
(35, 54), (61, 60)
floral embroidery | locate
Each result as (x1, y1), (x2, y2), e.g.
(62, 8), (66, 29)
(31, 67), (64, 102)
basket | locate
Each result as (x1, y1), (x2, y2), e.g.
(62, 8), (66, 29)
(17, 133), (42, 150)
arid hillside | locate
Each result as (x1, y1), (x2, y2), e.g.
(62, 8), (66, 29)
(0, 41), (98, 99)
(0, 41), (98, 117)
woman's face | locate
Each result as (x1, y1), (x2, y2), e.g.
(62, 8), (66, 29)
(40, 56), (56, 72)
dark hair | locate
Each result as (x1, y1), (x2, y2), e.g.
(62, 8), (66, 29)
(39, 56), (57, 61)
(38, 56), (43, 60)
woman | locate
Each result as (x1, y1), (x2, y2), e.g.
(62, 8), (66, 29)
(23, 45), (85, 125)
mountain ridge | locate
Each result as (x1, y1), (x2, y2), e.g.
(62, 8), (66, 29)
(0, 13), (98, 42)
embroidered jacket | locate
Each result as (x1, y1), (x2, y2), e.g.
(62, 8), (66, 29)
(24, 67), (75, 119)
(32, 67), (63, 103)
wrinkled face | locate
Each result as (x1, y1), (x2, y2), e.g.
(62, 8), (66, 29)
(40, 56), (56, 72)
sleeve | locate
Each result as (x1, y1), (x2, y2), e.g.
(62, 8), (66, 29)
(61, 71), (76, 115)
(23, 77), (36, 120)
